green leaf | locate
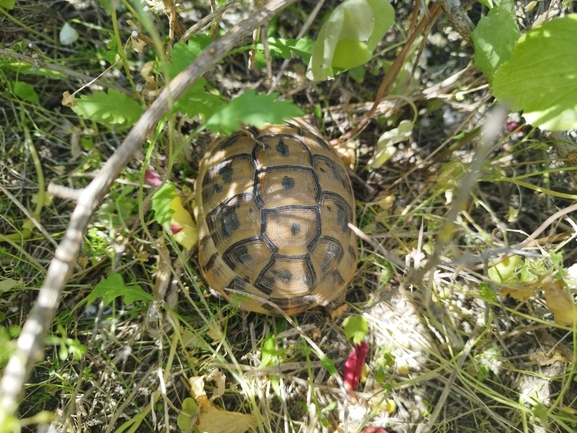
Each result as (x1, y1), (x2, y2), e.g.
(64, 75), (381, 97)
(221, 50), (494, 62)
(307, 0), (394, 81)
(260, 38), (315, 63)
(261, 332), (285, 368)
(0, 0), (16, 9)
(176, 89), (225, 120)
(320, 355), (337, 376)
(177, 398), (198, 432)
(342, 316), (369, 343)
(205, 89), (303, 134)
(11, 81), (39, 103)
(88, 272), (154, 306)
(166, 36), (213, 79)
(488, 255), (524, 283)
(151, 182), (177, 227)
(72, 89), (144, 125)
(493, 14), (577, 130)
(472, 5), (520, 82)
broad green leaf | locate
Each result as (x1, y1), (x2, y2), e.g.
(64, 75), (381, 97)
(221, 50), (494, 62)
(0, 0), (16, 9)
(472, 5), (520, 82)
(11, 81), (39, 103)
(488, 255), (524, 283)
(332, 39), (372, 69)
(152, 182), (177, 226)
(493, 14), (577, 130)
(205, 89), (303, 134)
(307, 0), (394, 81)
(87, 272), (154, 306)
(342, 316), (369, 343)
(72, 89), (144, 125)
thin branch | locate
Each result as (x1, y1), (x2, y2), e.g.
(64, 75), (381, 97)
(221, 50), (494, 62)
(0, 0), (298, 420)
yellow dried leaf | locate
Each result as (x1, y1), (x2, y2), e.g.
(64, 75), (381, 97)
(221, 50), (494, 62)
(499, 284), (538, 301)
(197, 405), (257, 433)
(169, 196), (198, 250)
(542, 278), (577, 326)
(374, 193), (395, 212)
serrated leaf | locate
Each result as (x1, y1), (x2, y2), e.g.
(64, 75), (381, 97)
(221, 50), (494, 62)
(176, 89), (225, 120)
(205, 89), (303, 134)
(166, 36), (213, 79)
(472, 5), (520, 81)
(88, 272), (154, 306)
(493, 15), (577, 130)
(306, 0), (394, 81)
(71, 89), (144, 125)
(342, 316), (369, 343)
(11, 81), (39, 103)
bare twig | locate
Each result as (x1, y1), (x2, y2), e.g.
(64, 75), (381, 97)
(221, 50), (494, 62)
(437, 0), (475, 44)
(0, 0), (298, 421)
(407, 105), (509, 287)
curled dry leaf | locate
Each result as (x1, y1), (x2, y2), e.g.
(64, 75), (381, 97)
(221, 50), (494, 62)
(542, 277), (577, 326)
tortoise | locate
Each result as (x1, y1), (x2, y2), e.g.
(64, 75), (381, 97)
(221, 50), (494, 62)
(194, 123), (357, 315)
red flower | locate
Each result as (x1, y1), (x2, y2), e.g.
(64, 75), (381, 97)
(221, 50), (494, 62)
(344, 342), (369, 391)
(145, 169), (163, 186)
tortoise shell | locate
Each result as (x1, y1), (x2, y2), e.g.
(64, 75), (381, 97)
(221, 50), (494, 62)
(194, 123), (357, 315)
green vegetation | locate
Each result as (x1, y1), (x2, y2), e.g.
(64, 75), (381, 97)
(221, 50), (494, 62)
(1, 0), (576, 432)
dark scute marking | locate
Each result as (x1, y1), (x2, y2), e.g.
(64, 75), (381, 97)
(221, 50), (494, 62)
(332, 270), (346, 286)
(249, 207), (253, 213)
(321, 241), (343, 271)
(291, 223), (300, 236)
(220, 207), (241, 238)
(282, 175), (295, 190)
(214, 184), (222, 194)
(228, 276), (248, 291)
(276, 139), (290, 157)
(273, 269), (293, 284)
(348, 245), (357, 260)
(203, 252), (219, 272)
(319, 167), (327, 173)
(218, 163), (234, 184)
(336, 205), (348, 233)
(218, 135), (240, 150)
(328, 160), (345, 187)
(233, 245), (252, 264)
(327, 206), (332, 212)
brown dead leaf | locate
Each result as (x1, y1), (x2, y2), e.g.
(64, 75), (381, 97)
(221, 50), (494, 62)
(542, 277), (577, 326)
